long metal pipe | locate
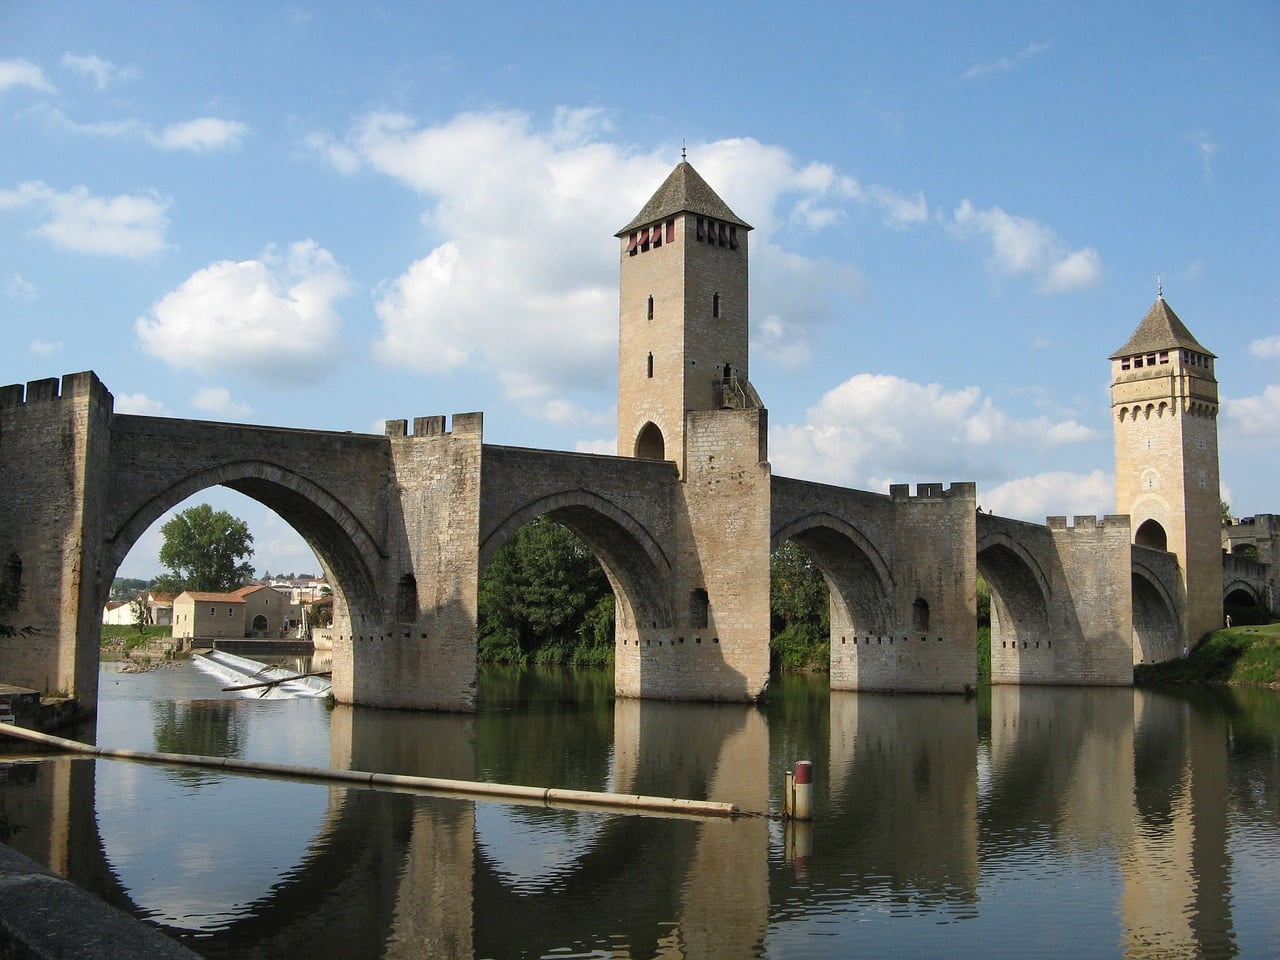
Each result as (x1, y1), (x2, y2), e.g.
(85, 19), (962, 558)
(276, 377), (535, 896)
(0, 724), (744, 819)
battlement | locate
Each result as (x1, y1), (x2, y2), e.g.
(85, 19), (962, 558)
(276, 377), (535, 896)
(1046, 514), (1131, 532)
(0, 371), (112, 411)
(889, 481), (976, 501)
(384, 411), (484, 439)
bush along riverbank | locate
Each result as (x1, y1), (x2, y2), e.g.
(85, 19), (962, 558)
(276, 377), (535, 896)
(1135, 623), (1280, 687)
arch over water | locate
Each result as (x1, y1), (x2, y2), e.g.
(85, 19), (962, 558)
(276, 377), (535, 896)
(977, 533), (1051, 678)
(771, 513), (896, 637)
(1131, 564), (1180, 663)
(481, 490), (676, 636)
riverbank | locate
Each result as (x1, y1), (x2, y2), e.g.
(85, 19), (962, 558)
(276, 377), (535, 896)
(1135, 623), (1280, 687)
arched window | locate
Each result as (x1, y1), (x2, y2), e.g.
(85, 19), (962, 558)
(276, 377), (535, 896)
(1135, 519), (1168, 551)
(252, 614), (268, 632)
(912, 597), (930, 632)
(635, 422), (665, 460)
(396, 573), (418, 623)
(689, 588), (709, 629)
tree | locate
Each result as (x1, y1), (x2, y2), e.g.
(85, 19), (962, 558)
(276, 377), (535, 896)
(156, 504), (255, 593)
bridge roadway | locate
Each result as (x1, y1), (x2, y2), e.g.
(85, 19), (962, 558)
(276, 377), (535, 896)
(2, 371), (1187, 712)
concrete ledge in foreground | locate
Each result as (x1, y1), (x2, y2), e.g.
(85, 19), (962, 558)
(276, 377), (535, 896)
(0, 843), (200, 959)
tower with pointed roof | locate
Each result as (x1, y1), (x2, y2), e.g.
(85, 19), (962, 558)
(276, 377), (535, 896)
(1111, 295), (1223, 653)
(615, 160), (757, 475)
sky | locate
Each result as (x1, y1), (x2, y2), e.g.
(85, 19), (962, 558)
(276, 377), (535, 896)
(2, 2), (1277, 581)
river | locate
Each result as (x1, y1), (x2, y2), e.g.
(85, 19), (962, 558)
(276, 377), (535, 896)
(2, 659), (1278, 959)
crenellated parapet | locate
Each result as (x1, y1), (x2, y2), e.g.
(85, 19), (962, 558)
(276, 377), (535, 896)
(384, 411), (484, 439)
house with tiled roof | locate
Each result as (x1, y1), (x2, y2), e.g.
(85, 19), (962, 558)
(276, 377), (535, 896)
(232, 584), (289, 637)
(172, 591), (247, 640)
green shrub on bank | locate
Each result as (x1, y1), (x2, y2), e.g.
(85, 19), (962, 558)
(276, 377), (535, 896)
(771, 622), (829, 672)
(1135, 624), (1280, 686)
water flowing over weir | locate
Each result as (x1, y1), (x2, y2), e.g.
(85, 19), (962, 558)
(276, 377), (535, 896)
(192, 649), (333, 699)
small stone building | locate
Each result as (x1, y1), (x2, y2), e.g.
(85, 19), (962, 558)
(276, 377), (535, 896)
(172, 591), (246, 640)
(233, 584), (289, 637)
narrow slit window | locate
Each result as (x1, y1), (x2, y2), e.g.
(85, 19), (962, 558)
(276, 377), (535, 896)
(712, 293), (720, 318)
(647, 353), (653, 378)
(647, 295), (654, 321)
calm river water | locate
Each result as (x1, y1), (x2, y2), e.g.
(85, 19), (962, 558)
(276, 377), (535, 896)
(2, 660), (1278, 959)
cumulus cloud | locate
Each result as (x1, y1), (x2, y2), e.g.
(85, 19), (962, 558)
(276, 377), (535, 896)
(981, 469), (1115, 521)
(61, 52), (136, 90)
(962, 42), (1050, 80)
(950, 199), (1101, 292)
(1224, 387), (1280, 439)
(770, 373), (1098, 492)
(0, 59), (54, 95)
(115, 392), (170, 416)
(6, 274), (37, 300)
(308, 111), (880, 421)
(135, 240), (351, 381)
(1249, 336), (1280, 360)
(0, 180), (169, 257)
(149, 117), (248, 152)
(191, 387), (252, 419)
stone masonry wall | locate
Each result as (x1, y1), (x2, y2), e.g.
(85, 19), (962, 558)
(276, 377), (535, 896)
(0, 372), (112, 707)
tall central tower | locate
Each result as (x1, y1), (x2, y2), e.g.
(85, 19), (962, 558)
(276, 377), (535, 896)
(615, 161), (754, 476)
(1111, 295), (1223, 650)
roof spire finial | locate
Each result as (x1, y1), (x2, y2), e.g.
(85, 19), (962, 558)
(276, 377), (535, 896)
(681, 139), (687, 162)
(1157, 273), (1164, 300)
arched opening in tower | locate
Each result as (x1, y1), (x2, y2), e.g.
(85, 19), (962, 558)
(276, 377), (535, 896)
(634, 422), (665, 461)
(1134, 519), (1168, 551)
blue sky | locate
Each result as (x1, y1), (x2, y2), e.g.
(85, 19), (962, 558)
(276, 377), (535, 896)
(2, 2), (1277, 580)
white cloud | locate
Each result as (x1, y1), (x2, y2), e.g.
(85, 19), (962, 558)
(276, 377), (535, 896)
(6, 274), (37, 300)
(115, 393), (170, 416)
(0, 180), (169, 257)
(0, 59), (54, 95)
(135, 240), (351, 381)
(962, 42), (1050, 80)
(951, 199), (1102, 292)
(29, 338), (62, 354)
(574, 437), (616, 455)
(310, 112), (879, 414)
(866, 185), (929, 228)
(149, 117), (248, 152)
(981, 469), (1115, 521)
(61, 53), (136, 90)
(191, 387), (252, 418)
(770, 373), (1098, 492)
(1189, 130), (1216, 183)
(1248, 336), (1280, 360)
(1224, 387), (1280, 439)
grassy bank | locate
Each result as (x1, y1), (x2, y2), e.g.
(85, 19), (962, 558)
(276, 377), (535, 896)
(1135, 623), (1280, 687)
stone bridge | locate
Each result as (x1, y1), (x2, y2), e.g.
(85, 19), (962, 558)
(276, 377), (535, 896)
(1, 370), (1200, 713)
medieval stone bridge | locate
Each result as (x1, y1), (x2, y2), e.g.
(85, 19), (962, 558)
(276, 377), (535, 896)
(1, 369), (1186, 714)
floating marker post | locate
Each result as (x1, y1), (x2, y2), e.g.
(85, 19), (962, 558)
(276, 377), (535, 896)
(783, 768), (795, 817)
(793, 760), (813, 821)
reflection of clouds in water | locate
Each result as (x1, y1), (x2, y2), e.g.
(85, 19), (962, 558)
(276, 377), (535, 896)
(475, 804), (610, 893)
(97, 764), (332, 931)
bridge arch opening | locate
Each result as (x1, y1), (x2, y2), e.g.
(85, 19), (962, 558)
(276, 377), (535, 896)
(102, 465), (386, 704)
(634, 422), (665, 460)
(1135, 518), (1168, 551)
(770, 516), (895, 671)
(1132, 569), (1180, 662)
(1224, 585), (1266, 626)
(976, 539), (1050, 684)
(479, 492), (675, 698)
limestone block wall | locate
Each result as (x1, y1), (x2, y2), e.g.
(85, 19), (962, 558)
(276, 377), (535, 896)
(0, 372), (112, 707)
(648, 407), (771, 701)
(829, 482), (977, 693)
(367, 413), (484, 711)
(1043, 516), (1134, 684)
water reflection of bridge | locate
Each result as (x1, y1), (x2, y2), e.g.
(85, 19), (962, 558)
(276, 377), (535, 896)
(7, 686), (1256, 958)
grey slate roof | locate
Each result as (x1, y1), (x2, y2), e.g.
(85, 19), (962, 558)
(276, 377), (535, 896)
(1110, 297), (1214, 359)
(616, 161), (753, 236)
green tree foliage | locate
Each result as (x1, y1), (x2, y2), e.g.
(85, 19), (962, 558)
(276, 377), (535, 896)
(477, 517), (614, 666)
(770, 540), (829, 670)
(155, 504), (255, 594)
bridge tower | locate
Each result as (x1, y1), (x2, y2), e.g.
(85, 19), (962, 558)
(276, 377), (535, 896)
(615, 160), (756, 475)
(1110, 295), (1223, 649)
